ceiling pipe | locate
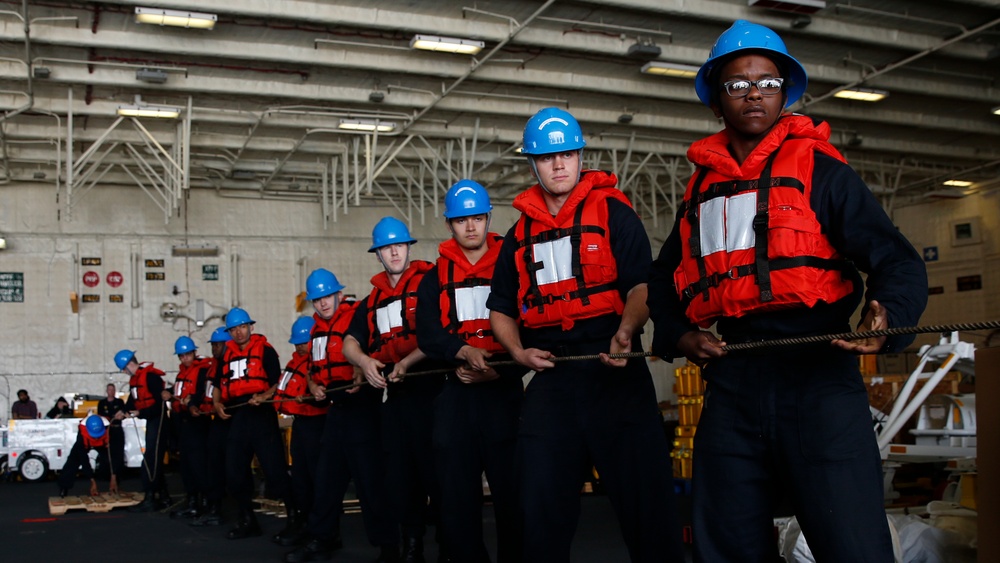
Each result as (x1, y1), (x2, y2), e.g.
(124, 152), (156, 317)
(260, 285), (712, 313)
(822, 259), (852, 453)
(0, 0), (33, 184)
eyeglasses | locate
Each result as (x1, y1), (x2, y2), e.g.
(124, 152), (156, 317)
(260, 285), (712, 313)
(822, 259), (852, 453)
(721, 77), (785, 98)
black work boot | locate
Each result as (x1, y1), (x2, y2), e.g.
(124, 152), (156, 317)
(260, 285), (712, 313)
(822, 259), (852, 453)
(170, 494), (200, 519)
(226, 510), (262, 540)
(273, 508), (308, 546)
(190, 499), (222, 526)
(401, 535), (425, 563)
(129, 492), (156, 513)
(284, 538), (333, 563)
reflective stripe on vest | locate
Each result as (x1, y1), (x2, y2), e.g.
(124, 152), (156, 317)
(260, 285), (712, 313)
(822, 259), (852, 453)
(275, 353), (328, 417)
(310, 301), (358, 386)
(674, 125), (854, 327)
(129, 364), (163, 411)
(437, 235), (505, 353)
(365, 261), (433, 364)
(512, 173), (627, 330)
(221, 334), (273, 400)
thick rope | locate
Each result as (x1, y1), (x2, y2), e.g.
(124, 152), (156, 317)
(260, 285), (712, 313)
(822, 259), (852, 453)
(240, 320), (1000, 401)
(719, 320), (1000, 352)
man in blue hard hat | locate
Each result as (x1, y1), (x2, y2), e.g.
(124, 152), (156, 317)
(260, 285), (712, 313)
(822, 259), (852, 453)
(169, 336), (215, 520)
(214, 307), (294, 541)
(344, 217), (446, 562)
(488, 108), (684, 562)
(647, 20), (928, 562)
(57, 414), (124, 497)
(416, 179), (524, 562)
(190, 326), (235, 527)
(286, 269), (398, 563)
(116, 349), (171, 512)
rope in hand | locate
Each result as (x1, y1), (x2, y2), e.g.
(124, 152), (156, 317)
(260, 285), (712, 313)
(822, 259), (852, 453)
(227, 320), (1000, 401)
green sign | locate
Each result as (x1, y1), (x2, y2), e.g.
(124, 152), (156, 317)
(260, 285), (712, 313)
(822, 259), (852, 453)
(203, 264), (219, 281)
(0, 272), (24, 303)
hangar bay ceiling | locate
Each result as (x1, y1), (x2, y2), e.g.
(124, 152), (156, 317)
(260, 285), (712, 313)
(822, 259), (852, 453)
(1, 0), (999, 227)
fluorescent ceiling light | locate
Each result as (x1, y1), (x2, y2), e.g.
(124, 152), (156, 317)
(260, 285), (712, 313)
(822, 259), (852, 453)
(338, 119), (396, 132)
(135, 7), (217, 30)
(943, 180), (973, 187)
(641, 61), (700, 78)
(410, 34), (485, 55)
(833, 88), (889, 102)
(117, 105), (181, 119)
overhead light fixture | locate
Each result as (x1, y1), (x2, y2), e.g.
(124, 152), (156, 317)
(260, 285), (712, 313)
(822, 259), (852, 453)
(136, 68), (168, 84)
(790, 15), (813, 29)
(410, 34), (484, 55)
(117, 104), (181, 119)
(135, 7), (217, 29)
(627, 41), (662, 60)
(641, 61), (700, 78)
(992, 106), (1000, 116)
(33, 67), (51, 79)
(834, 88), (889, 102)
(617, 113), (634, 124)
(231, 169), (256, 180)
(747, 0), (826, 14)
(943, 180), (973, 187)
(338, 119), (396, 133)
(0, 234), (6, 250)
(368, 91), (385, 103)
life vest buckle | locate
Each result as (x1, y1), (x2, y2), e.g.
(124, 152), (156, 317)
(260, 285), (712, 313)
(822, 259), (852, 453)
(727, 267), (742, 280)
(474, 328), (485, 339)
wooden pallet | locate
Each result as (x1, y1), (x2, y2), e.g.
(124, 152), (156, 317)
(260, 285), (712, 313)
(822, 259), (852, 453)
(252, 497), (287, 517)
(48, 492), (143, 515)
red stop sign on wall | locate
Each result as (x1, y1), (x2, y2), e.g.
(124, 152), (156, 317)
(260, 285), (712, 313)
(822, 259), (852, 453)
(107, 271), (124, 287)
(83, 271), (100, 287)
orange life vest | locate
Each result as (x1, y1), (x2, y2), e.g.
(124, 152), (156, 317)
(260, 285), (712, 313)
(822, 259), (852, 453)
(437, 234), (505, 354)
(364, 261), (434, 364)
(129, 363), (164, 411)
(673, 115), (855, 327)
(80, 417), (110, 449)
(512, 171), (628, 330)
(310, 300), (359, 386)
(276, 351), (329, 417)
(173, 357), (214, 414)
(220, 334), (274, 401)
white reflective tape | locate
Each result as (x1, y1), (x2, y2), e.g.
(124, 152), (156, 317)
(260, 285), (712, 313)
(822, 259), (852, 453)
(278, 370), (294, 392)
(174, 381), (183, 396)
(698, 192), (758, 256)
(532, 236), (573, 286)
(131, 388), (138, 399)
(205, 381), (214, 398)
(311, 336), (328, 361)
(454, 286), (491, 322)
(375, 301), (404, 334)
(229, 358), (248, 379)
(699, 198), (726, 256)
(725, 192), (756, 252)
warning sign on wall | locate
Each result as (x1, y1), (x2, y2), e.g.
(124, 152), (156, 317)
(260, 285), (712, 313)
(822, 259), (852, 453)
(0, 272), (24, 303)
(107, 271), (124, 287)
(83, 271), (100, 287)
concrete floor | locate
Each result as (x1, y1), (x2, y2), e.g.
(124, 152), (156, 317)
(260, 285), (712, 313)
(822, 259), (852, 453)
(1, 469), (692, 562)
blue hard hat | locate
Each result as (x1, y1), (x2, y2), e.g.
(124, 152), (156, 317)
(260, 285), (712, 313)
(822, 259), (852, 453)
(521, 107), (586, 156)
(209, 326), (232, 343)
(368, 217), (417, 252)
(225, 307), (255, 330)
(113, 349), (135, 371)
(174, 336), (197, 355)
(306, 268), (345, 301)
(695, 20), (807, 108)
(443, 180), (493, 219)
(84, 414), (106, 439)
(289, 316), (315, 345)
